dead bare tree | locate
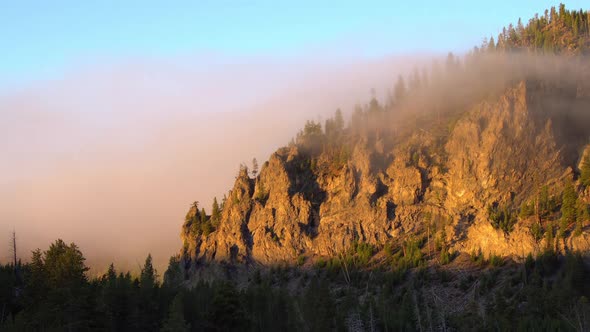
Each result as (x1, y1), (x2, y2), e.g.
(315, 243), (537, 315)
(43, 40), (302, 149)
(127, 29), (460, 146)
(338, 252), (351, 286)
(11, 231), (17, 268)
(412, 288), (423, 332)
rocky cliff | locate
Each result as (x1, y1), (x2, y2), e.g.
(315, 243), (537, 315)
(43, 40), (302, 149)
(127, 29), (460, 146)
(180, 79), (590, 273)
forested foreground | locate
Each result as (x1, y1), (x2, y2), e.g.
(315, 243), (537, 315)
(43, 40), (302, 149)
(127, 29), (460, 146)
(0, 239), (588, 331)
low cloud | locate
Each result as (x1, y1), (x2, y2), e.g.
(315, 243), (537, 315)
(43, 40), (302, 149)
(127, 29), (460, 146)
(0, 54), (429, 273)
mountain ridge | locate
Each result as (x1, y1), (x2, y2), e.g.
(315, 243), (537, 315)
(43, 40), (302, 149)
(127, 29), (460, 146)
(179, 77), (590, 276)
(174, 5), (590, 285)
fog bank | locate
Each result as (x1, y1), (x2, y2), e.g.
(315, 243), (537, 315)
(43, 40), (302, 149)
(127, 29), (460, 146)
(0, 54), (429, 273)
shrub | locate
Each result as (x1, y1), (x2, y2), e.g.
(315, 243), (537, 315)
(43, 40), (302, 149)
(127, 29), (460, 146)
(488, 203), (517, 233)
(355, 242), (374, 265)
(393, 237), (424, 270)
(470, 249), (485, 266)
(254, 182), (269, 203)
(519, 201), (535, 218)
(440, 249), (451, 265)
(383, 242), (394, 258)
(315, 258), (327, 269)
(530, 222), (543, 242)
(580, 153), (590, 187)
(297, 255), (305, 266)
(489, 254), (504, 267)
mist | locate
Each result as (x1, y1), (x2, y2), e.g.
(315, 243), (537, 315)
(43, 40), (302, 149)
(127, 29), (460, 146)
(368, 52), (590, 148)
(0, 54), (432, 274)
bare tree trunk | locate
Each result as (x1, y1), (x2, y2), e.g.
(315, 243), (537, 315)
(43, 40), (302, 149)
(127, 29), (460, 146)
(412, 289), (423, 332)
(12, 231), (17, 268)
(427, 222), (432, 259)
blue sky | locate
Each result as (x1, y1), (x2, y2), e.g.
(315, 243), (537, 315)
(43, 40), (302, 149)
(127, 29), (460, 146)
(0, 1), (587, 86)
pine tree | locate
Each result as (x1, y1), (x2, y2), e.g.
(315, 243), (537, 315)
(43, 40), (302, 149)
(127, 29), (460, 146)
(200, 208), (207, 224)
(106, 263), (116, 281)
(445, 52), (458, 72)
(27, 249), (47, 300)
(580, 153), (590, 186)
(221, 194), (227, 210)
(575, 200), (588, 236)
(138, 254), (159, 331)
(393, 75), (406, 103)
(324, 118), (334, 138)
(409, 67), (421, 90)
(517, 17), (525, 39)
(488, 36), (496, 52)
(39, 240), (90, 329)
(140, 254), (157, 289)
(163, 256), (183, 288)
(251, 158), (259, 177)
(545, 223), (555, 253)
(211, 197), (221, 226)
(560, 180), (577, 236)
(209, 283), (249, 330)
(334, 108), (344, 132)
(200, 208), (213, 235)
(161, 294), (189, 332)
(539, 185), (550, 216)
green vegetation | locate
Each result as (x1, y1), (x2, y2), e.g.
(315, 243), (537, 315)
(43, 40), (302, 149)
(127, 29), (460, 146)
(184, 201), (217, 237)
(353, 241), (374, 266)
(530, 221), (544, 242)
(575, 198), (588, 236)
(545, 223), (556, 253)
(389, 237), (425, 271)
(560, 180), (577, 237)
(487, 203), (517, 233)
(479, 4), (590, 54)
(254, 181), (270, 204)
(489, 254), (504, 267)
(518, 200), (535, 218)
(470, 249), (485, 266)
(211, 197), (221, 228)
(0, 237), (589, 331)
(581, 153), (590, 186)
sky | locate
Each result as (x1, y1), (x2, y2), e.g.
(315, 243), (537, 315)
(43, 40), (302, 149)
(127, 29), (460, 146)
(1, 1), (587, 86)
(0, 1), (587, 273)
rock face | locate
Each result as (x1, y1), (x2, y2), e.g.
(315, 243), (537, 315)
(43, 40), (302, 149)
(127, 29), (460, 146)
(180, 80), (590, 271)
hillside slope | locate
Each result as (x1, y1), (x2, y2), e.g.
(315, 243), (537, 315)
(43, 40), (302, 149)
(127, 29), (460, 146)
(178, 6), (590, 277)
(180, 79), (590, 273)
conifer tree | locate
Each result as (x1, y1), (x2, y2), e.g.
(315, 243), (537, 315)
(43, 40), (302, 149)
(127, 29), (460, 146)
(488, 36), (496, 52)
(393, 75), (406, 103)
(161, 294), (189, 332)
(560, 180), (577, 236)
(545, 223), (555, 253)
(200, 208), (207, 224)
(221, 194), (227, 210)
(580, 153), (590, 186)
(575, 200), (587, 236)
(334, 108), (344, 132)
(251, 158), (259, 177)
(200, 208), (213, 235)
(163, 256), (183, 288)
(138, 254), (159, 331)
(140, 254), (157, 289)
(211, 197), (221, 226)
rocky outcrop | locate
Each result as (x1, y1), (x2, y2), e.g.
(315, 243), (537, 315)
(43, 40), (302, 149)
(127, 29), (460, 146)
(180, 80), (590, 271)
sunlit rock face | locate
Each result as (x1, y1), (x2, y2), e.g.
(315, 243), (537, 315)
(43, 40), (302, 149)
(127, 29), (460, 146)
(180, 79), (590, 274)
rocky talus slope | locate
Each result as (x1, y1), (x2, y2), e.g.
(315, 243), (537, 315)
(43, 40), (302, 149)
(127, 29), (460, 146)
(180, 80), (590, 273)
